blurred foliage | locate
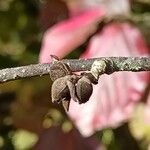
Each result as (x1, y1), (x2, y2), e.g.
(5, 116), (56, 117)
(0, 0), (40, 67)
(0, 0), (149, 149)
(131, 0), (150, 47)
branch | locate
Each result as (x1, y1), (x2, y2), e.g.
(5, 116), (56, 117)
(0, 57), (150, 83)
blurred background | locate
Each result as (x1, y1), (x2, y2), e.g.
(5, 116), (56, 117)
(0, 0), (150, 149)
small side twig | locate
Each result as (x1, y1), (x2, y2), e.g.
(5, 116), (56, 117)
(0, 57), (149, 83)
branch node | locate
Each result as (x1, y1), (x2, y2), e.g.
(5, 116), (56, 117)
(90, 60), (107, 80)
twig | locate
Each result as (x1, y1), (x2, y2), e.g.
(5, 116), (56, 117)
(0, 57), (150, 83)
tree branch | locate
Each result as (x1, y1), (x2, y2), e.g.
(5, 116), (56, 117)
(0, 57), (150, 83)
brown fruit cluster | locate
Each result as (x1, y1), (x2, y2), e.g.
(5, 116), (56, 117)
(49, 55), (98, 112)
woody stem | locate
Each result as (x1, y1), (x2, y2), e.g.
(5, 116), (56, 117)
(0, 57), (149, 83)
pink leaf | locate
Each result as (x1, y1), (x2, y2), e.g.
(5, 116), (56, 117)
(144, 91), (150, 124)
(39, 8), (105, 63)
(68, 23), (149, 136)
(39, 2), (149, 137)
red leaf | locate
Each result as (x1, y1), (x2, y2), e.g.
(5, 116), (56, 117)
(33, 127), (105, 150)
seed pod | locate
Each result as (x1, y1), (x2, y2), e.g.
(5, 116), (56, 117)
(76, 76), (93, 104)
(51, 76), (70, 103)
(50, 55), (72, 81)
(81, 72), (98, 84)
(51, 75), (79, 111)
(62, 99), (70, 112)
